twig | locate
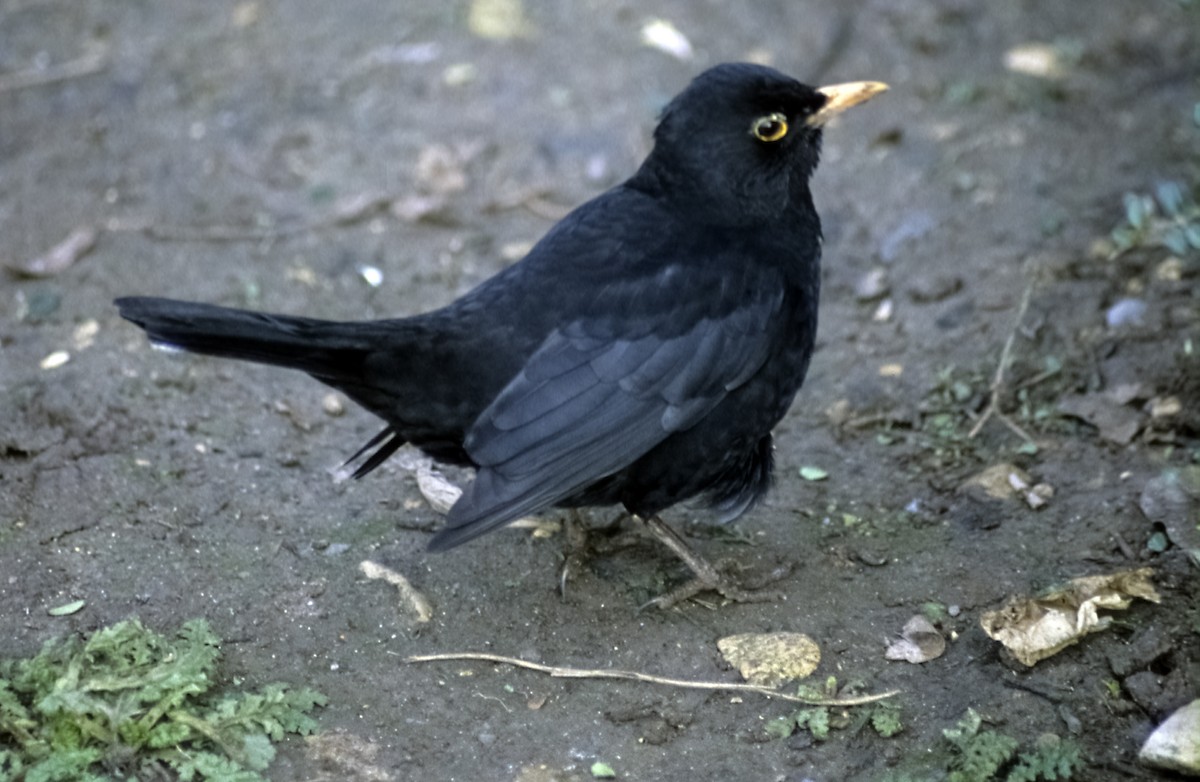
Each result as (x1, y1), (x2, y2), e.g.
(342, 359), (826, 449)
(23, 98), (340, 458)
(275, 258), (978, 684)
(968, 261), (1039, 444)
(360, 560), (433, 623)
(406, 651), (899, 706)
(0, 47), (108, 94)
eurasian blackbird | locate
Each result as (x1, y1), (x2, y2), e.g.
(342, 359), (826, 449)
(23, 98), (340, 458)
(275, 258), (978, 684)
(116, 63), (886, 605)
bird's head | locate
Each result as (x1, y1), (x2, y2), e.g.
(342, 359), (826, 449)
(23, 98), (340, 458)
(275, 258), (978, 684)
(635, 63), (887, 224)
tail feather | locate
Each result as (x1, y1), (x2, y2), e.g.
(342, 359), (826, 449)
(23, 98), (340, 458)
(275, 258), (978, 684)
(116, 296), (418, 480)
(115, 296), (372, 381)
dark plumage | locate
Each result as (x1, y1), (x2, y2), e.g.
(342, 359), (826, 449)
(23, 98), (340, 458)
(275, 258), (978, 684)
(116, 63), (885, 602)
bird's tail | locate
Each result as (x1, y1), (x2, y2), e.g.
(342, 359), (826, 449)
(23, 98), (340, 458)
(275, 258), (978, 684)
(114, 296), (377, 383)
(116, 296), (416, 479)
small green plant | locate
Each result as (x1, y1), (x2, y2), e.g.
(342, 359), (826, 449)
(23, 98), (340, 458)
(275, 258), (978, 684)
(765, 677), (902, 741)
(1110, 181), (1200, 259)
(870, 701), (904, 738)
(944, 709), (1020, 782)
(942, 709), (1083, 782)
(0, 618), (325, 781)
(1007, 734), (1084, 782)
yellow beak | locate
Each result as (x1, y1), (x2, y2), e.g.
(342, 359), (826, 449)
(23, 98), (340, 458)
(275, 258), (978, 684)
(807, 81), (889, 127)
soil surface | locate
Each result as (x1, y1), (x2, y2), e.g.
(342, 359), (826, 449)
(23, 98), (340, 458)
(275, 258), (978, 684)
(2, 1), (1198, 780)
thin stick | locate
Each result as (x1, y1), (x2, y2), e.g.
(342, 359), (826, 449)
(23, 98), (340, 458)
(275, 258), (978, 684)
(968, 262), (1038, 443)
(406, 651), (899, 706)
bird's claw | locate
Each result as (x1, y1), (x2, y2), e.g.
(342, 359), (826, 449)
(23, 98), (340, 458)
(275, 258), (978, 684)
(639, 558), (786, 610)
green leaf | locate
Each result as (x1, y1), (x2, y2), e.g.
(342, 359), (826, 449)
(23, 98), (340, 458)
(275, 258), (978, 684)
(1123, 192), (1151, 229)
(240, 734), (276, 771)
(1185, 224), (1200, 250)
(795, 707), (831, 740)
(799, 466), (829, 482)
(1006, 734), (1083, 781)
(764, 716), (796, 739)
(591, 761), (617, 778)
(870, 702), (904, 737)
(1156, 181), (1184, 216)
(1164, 227), (1190, 255)
(46, 601), (85, 617)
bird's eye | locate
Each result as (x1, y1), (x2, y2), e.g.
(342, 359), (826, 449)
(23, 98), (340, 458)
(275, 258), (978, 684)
(750, 113), (789, 142)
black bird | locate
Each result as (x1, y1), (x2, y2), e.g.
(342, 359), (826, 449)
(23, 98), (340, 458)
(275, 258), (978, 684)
(116, 63), (886, 606)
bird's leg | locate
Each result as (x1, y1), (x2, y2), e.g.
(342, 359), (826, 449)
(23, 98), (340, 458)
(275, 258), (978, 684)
(558, 511), (644, 598)
(637, 515), (785, 609)
(558, 509), (590, 598)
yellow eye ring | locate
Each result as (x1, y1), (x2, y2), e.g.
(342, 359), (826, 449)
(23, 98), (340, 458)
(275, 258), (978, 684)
(751, 113), (789, 142)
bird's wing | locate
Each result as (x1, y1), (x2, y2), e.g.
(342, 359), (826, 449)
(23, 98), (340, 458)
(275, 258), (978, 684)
(428, 275), (784, 550)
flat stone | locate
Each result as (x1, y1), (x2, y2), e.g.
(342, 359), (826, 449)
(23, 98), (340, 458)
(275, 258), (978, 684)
(1108, 626), (1173, 677)
(1140, 699), (1200, 777)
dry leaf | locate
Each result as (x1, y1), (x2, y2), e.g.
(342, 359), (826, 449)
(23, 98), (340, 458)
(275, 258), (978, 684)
(468, 0), (532, 40)
(717, 631), (820, 687)
(416, 464), (463, 514)
(885, 615), (946, 663)
(1057, 392), (1144, 445)
(961, 463), (1031, 500)
(980, 568), (1160, 666)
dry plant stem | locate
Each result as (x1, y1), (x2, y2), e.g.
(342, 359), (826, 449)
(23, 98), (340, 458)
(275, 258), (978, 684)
(406, 652), (899, 707)
(968, 263), (1038, 444)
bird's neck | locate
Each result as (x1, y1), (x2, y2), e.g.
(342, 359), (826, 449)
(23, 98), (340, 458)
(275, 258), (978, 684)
(627, 157), (818, 231)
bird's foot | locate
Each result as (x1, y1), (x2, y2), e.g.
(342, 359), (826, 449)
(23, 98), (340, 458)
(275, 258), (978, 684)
(558, 510), (590, 598)
(637, 515), (790, 610)
(558, 511), (638, 598)
(640, 557), (787, 610)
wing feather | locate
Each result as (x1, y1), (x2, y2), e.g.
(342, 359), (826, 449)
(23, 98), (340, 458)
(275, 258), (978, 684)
(427, 269), (787, 551)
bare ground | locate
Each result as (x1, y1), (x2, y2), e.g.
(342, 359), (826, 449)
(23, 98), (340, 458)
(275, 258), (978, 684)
(1, 1), (1198, 780)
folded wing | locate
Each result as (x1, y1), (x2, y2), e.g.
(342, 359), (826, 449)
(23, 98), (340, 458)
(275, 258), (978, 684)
(428, 277), (783, 550)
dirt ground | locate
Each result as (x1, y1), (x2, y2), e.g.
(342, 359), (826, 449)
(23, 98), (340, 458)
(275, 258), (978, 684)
(2, 1), (1199, 780)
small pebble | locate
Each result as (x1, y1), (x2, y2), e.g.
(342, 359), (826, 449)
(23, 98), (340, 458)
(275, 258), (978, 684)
(855, 267), (890, 301)
(40, 350), (70, 369)
(443, 62), (477, 86)
(1106, 297), (1147, 328)
(322, 393), (345, 416)
(641, 18), (693, 60)
(358, 265), (384, 287)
